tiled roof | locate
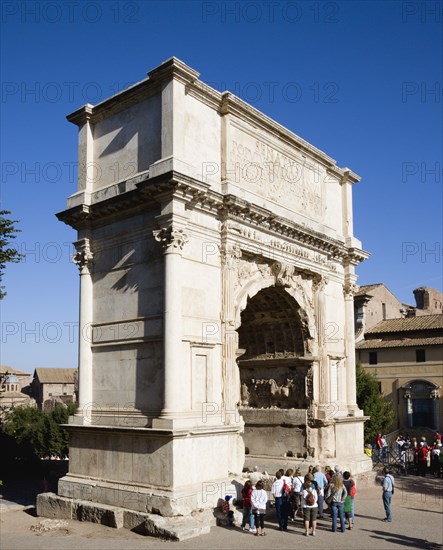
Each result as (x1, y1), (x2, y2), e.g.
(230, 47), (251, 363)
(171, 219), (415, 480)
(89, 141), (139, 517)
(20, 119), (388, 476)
(34, 368), (77, 384)
(354, 283), (384, 297)
(366, 314), (443, 334)
(356, 336), (443, 349)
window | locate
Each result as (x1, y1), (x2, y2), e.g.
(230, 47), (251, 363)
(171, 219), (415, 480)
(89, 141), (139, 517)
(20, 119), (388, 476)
(382, 303), (386, 320)
(416, 349), (426, 363)
(369, 351), (378, 365)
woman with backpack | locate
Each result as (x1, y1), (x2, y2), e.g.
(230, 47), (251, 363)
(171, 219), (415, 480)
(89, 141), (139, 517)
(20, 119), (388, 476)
(302, 479), (318, 536)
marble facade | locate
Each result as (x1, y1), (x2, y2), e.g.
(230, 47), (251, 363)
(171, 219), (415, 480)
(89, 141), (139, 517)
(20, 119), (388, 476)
(56, 57), (371, 517)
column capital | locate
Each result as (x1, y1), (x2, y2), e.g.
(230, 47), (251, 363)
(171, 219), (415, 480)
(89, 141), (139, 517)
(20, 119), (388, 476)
(220, 243), (242, 268)
(153, 226), (189, 253)
(312, 274), (327, 293)
(343, 281), (358, 298)
(72, 238), (93, 273)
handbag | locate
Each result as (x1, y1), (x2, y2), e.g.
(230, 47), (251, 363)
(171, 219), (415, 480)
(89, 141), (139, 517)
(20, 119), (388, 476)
(325, 490), (335, 506)
(350, 483), (356, 497)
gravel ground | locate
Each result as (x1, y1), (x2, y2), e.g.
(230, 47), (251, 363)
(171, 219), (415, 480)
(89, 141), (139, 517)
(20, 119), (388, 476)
(1, 476), (442, 550)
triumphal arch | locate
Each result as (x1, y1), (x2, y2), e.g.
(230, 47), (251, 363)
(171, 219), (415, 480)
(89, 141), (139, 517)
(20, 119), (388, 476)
(53, 58), (371, 519)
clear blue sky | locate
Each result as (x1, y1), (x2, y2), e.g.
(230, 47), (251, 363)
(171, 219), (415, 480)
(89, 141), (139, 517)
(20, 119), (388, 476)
(1, 0), (442, 373)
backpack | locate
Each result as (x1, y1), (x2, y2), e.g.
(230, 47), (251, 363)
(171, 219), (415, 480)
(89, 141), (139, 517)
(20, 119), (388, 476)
(306, 490), (316, 506)
(282, 479), (292, 498)
(350, 481), (356, 497)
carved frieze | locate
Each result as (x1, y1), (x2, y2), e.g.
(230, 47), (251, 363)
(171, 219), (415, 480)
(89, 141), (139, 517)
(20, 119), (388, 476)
(228, 126), (325, 220)
(239, 367), (309, 410)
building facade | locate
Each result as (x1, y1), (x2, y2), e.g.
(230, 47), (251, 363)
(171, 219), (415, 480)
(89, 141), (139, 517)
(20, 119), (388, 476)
(32, 368), (77, 410)
(0, 366), (35, 413)
(356, 314), (442, 431)
(53, 58), (371, 518)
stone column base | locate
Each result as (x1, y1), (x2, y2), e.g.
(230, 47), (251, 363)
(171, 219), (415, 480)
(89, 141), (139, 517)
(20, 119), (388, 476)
(59, 423), (244, 516)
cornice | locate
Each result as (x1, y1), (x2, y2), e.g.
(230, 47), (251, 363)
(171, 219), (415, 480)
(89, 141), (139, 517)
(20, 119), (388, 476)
(147, 56), (200, 86)
(57, 169), (367, 265)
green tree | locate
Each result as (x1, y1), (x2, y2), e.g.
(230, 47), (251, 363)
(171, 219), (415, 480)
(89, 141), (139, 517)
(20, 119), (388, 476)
(356, 363), (396, 443)
(0, 210), (24, 299)
(1, 403), (76, 461)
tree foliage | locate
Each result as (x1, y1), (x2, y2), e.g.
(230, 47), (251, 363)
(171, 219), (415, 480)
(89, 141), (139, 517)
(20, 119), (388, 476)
(0, 210), (24, 299)
(356, 363), (396, 443)
(1, 403), (77, 461)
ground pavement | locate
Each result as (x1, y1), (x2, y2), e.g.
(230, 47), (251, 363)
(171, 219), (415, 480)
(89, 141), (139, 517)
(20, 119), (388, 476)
(1, 476), (442, 550)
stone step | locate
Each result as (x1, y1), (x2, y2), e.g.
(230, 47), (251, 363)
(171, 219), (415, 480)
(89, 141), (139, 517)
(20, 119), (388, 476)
(36, 492), (217, 541)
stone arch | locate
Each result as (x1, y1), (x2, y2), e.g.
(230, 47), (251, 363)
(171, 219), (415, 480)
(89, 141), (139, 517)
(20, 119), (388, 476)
(233, 274), (317, 459)
(234, 275), (315, 350)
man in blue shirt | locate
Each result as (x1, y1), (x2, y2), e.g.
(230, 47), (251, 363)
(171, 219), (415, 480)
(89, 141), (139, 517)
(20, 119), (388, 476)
(313, 466), (328, 518)
(382, 467), (395, 522)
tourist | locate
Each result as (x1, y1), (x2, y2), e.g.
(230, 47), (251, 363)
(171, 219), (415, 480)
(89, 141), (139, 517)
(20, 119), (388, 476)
(313, 465), (328, 518)
(416, 442), (428, 476)
(411, 437), (419, 474)
(376, 433), (383, 459)
(325, 473), (347, 532)
(342, 471), (356, 529)
(221, 495), (234, 526)
(333, 465), (343, 479)
(396, 434), (405, 458)
(251, 480), (268, 536)
(324, 465), (333, 482)
(292, 468), (304, 518)
(240, 480), (256, 533)
(282, 469), (293, 524)
(271, 471), (287, 531)
(302, 479), (318, 536)
(431, 442), (442, 476)
(381, 435), (388, 458)
(381, 466), (394, 522)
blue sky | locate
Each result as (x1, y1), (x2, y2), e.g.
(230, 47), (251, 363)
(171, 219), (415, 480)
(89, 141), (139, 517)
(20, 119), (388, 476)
(1, 0), (442, 373)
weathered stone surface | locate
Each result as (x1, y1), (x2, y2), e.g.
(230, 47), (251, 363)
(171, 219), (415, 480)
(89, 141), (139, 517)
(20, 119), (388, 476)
(37, 493), (216, 541)
(76, 501), (124, 528)
(36, 493), (73, 520)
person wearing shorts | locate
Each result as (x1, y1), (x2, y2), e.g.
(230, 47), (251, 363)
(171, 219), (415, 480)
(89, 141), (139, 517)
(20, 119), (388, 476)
(302, 479), (318, 536)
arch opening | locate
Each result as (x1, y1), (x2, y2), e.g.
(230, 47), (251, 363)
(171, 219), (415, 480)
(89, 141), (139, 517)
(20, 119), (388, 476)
(236, 286), (312, 459)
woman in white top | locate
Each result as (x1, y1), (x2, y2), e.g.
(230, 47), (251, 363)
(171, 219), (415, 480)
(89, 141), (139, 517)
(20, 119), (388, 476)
(251, 480), (268, 536)
(302, 479), (318, 536)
